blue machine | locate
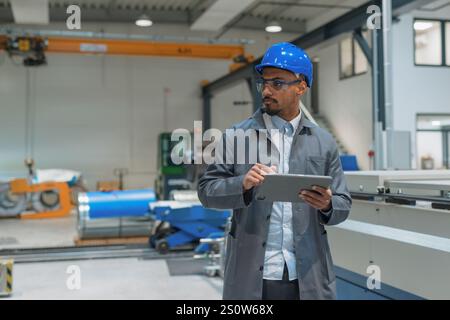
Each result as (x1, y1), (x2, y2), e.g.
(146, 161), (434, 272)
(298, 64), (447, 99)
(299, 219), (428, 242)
(78, 189), (230, 253)
(77, 189), (158, 239)
(194, 232), (224, 254)
(79, 189), (157, 219)
(340, 155), (359, 171)
(149, 203), (230, 254)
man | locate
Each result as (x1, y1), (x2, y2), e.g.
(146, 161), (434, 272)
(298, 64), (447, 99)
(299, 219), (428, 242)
(197, 42), (351, 300)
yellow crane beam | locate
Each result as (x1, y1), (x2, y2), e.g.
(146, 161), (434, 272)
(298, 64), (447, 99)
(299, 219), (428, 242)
(46, 37), (245, 60)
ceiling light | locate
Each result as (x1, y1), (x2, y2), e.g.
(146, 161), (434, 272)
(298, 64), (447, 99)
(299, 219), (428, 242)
(136, 14), (153, 27)
(432, 121), (441, 126)
(414, 21), (433, 31)
(265, 21), (282, 33)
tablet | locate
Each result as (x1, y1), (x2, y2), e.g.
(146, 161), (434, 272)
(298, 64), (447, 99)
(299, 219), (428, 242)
(255, 174), (332, 203)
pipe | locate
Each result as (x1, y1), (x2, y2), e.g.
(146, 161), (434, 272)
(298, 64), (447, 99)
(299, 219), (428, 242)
(78, 189), (156, 219)
(77, 189), (157, 239)
(383, 0), (394, 169)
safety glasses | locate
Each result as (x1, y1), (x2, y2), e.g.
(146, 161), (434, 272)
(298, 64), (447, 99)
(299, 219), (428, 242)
(255, 78), (302, 92)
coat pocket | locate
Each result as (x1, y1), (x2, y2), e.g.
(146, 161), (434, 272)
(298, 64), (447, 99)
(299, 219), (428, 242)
(306, 156), (326, 176)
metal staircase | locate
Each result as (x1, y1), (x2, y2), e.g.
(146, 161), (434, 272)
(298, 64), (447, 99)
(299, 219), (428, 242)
(300, 103), (349, 155)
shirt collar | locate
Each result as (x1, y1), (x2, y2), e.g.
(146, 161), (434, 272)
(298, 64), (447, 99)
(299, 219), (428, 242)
(271, 109), (302, 133)
(251, 107), (314, 132)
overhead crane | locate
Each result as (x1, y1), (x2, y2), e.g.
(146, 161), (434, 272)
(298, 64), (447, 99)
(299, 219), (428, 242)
(0, 34), (251, 69)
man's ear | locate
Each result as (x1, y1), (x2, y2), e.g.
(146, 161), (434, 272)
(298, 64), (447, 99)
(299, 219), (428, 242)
(295, 81), (307, 96)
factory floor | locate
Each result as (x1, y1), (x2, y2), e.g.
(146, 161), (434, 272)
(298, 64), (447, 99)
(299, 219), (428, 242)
(0, 212), (77, 249)
(0, 211), (223, 299)
(4, 257), (223, 300)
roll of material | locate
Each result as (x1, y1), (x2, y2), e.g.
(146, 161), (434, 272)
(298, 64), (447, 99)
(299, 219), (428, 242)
(31, 190), (60, 212)
(77, 215), (154, 239)
(78, 189), (156, 219)
(77, 189), (157, 239)
(0, 183), (27, 217)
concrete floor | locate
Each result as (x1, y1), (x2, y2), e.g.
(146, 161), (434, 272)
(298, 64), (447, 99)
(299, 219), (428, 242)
(0, 211), (223, 300)
(5, 257), (223, 300)
(0, 213), (77, 249)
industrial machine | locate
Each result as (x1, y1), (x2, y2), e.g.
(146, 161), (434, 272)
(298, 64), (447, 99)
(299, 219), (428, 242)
(12, 178), (72, 220)
(1, 36), (47, 66)
(77, 187), (230, 255)
(193, 233), (226, 277)
(0, 182), (27, 218)
(149, 201), (230, 254)
(155, 132), (206, 200)
(77, 189), (157, 239)
(340, 154), (359, 171)
(149, 191), (230, 254)
(155, 132), (191, 200)
(328, 170), (450, 299)
(0, 33), (246, 68)
(0, 159), (73, 219)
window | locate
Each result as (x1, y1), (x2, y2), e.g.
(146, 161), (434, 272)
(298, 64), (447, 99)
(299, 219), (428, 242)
(414, 20), (442, 65)
(340, 38), (353, 78)
(339, 33), (368, 79)
(417, 132), (443, 169)
(354, 38), (368, 74)
(416, 114), (450, 169)
(414, 19), (450, 66)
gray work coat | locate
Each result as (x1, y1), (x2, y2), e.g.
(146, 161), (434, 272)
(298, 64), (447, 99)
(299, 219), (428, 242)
(197, 108), (352, 300)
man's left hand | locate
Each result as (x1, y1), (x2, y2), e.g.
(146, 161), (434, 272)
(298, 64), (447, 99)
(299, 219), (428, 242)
(299, 186), (332, 211)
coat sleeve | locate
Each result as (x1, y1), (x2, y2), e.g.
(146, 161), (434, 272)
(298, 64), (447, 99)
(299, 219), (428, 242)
(197, 163), (253, 210)
(197, 130), (253, 210)
(318, 138), (352, 226)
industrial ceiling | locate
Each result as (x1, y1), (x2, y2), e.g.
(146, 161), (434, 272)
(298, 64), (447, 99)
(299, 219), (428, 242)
(0, 0), (370, 34)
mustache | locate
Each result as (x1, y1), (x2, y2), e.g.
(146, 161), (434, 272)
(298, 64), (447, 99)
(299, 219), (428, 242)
(263, 97), (278, 104)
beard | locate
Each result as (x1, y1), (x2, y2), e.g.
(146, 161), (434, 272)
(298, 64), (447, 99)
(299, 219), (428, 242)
(262, 98), (281, 116)
(263, 107), (281, 116)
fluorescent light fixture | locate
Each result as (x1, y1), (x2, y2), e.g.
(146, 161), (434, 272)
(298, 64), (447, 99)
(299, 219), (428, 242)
(432, 121), (441, 126)
(136, 14), (153, 27)
(265, 21), (282, 33)
(414, 21), (434, 31)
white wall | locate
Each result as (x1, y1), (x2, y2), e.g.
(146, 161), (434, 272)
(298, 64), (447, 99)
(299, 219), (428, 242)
(0, 22), (295, 189)
(393, 10), (450, 168)
(314, 39), (373, 170)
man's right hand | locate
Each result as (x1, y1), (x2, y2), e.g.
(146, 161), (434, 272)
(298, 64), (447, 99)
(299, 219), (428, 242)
(242, 163), (277, 191)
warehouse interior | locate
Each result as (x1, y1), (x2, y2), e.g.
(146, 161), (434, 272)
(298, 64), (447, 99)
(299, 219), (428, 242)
(1, 0), (450, 300)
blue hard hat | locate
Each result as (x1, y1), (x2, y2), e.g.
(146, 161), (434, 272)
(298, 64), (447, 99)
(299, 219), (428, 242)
(255, 42), (313, 88)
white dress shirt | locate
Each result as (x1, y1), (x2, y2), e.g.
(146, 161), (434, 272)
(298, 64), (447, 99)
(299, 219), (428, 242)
(262, 109), (302, 281)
